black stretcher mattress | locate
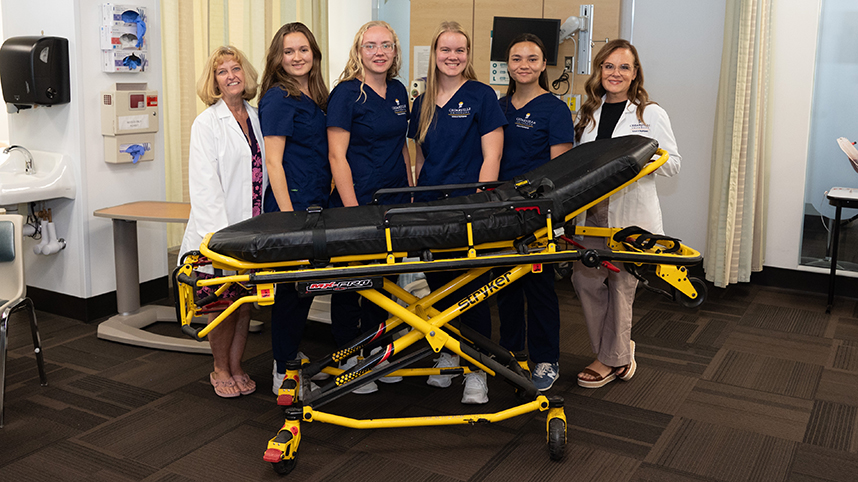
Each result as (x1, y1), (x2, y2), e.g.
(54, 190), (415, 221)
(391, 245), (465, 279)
(207, 135), (659, 264)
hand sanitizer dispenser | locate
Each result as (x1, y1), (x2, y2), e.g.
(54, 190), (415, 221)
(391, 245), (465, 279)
(102, 82), (158, 163)
(0, 36), (71, 113)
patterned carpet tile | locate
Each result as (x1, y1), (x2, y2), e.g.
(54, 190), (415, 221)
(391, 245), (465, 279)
(599, 368), (698, 415)
(739, 304), (834, 338)
(646, 417), (796, 482)
(830, 340), (858, 372)
(802, 400), (857, 452)
(815, 369), (858, 406)
(564, 393), (673, 459)
(677, 380), (814, 442)
(477, 432), (641, 482)
(789, 443), (858, 482)
(833, 317), (858, 342)
(0, 439), (158, 481)
(75, 392), (255, 468)
(69, 374), (164, 408)
(703, 349), (823, 399)
(0, 413), (80, 467)
(722, 327), (833, 366)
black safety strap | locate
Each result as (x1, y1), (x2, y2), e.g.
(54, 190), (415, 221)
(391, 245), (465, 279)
(304, 205), (329, 267)
(513, 176), (555, 199)
(612, 226), (681, 254)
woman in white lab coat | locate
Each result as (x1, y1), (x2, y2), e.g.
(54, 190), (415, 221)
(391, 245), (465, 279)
(572, 39), (680, 388)
(179, 46), (266, 398)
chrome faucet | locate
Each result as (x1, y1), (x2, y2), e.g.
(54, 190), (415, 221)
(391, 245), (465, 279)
(3, 145), (34, 174)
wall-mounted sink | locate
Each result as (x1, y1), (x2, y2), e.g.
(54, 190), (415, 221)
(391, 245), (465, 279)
(0, 148), (76, 205)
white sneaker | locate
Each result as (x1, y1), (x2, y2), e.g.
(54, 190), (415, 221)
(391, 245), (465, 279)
(296, 351), (330, 381)
(272, 360), (284, 396)
(427, 353), (460, 388)
(461, 370), (489, 404)
(339, 356), (378, 394)
(370, 347), (403, 384)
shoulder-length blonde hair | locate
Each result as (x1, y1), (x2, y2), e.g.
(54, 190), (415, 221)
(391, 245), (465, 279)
(338, 20), (402, 102)
(574, 39), (653, 143)
(196, 45), (258, 106)
(414, 21), (477, 144)
(258, 22), (328, 109)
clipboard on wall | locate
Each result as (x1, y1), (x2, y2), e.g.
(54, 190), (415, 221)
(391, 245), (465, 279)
(836, 137), (858, 174)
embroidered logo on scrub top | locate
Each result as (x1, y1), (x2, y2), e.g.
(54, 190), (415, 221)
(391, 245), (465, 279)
(448, 101), (471, 118)
(391, 98), (407, 116)
(514, 112), (537, 130)
(629, 122), (650, 133)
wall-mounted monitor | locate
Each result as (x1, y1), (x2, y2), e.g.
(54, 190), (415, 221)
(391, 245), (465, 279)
(490, 17), (561, 66)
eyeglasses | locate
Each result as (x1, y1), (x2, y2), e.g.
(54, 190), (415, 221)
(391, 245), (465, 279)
(601, 63), (634, 74)
(362, 43), (394, 53)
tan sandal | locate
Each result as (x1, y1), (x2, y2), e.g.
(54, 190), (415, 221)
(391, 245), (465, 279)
(210, 372), (240, 398)
(232, 373), (256, 395)
(577, 367), (617, 389)
(617, 340), (637, 382)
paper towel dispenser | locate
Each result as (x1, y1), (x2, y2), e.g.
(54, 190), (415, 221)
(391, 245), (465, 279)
(0, 36), (71, 113)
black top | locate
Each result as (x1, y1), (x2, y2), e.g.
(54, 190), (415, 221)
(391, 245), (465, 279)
(596, 101), (626, 140)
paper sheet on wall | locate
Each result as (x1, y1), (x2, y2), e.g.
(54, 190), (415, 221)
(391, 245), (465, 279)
(413, 46), (430, 80)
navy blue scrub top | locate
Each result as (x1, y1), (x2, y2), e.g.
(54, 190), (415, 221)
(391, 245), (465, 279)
(326, 78), (410, 206)
(259, 87), (331, 213)
(407, 80), (507, 201)
(497, 93), (575, 181)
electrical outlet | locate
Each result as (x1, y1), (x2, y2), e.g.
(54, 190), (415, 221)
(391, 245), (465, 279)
(565, 56), (574, 72)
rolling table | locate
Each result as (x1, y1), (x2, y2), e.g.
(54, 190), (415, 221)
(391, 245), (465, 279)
(825, 188), (858, 313)
(93, 201), (213, 353)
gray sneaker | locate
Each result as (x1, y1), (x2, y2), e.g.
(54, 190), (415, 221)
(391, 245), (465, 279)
(339, 356), (378, 394)
(461, 370), (489, 404)
(532, 362), (559, 391)
(427, 353), (460, 388)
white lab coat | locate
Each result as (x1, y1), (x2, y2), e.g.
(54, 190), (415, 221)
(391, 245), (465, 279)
(577, 97), (680, 234)
(179, 99), (267, 262)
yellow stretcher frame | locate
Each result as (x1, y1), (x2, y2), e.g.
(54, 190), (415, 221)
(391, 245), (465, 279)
(173, 148), (703, 475)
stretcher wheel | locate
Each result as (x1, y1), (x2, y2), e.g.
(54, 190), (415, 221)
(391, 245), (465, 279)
(547, 417), (566, 461)
(674, 277), (707, 308)
(272, 458), (297, 475)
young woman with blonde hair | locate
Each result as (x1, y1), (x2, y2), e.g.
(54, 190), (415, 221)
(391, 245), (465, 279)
(406, 21), (507, 404)
(325, 20), (411, 393)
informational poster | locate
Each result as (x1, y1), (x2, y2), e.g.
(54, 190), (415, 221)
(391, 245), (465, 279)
(413, 46), (430, 80)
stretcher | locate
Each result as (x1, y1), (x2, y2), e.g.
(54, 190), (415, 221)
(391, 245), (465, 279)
(173, 135), (705, 476)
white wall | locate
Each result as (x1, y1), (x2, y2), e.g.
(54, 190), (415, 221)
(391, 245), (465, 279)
(1, 0), (166, 298)
(630, 0), (725, 252)
(327, 0), (373, 86)
(765, 0), (822, 271)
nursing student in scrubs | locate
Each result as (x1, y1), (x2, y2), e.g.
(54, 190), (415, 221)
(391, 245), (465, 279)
(258, 22), (331, 395)
(407, 21), (507, 404)
(496, 34), (574, 392)
(572, 39), (680, 388)
(326, 20), (410, 393)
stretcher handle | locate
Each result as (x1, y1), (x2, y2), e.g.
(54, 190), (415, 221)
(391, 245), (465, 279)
(372, 181), (504, 204)
(176, 272), (220, 307)
(181, 324), (206, 341)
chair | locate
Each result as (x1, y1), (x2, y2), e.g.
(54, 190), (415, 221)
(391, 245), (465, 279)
(0, 211), (47, 428)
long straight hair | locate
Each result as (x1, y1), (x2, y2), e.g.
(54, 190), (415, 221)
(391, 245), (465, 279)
(258, 22), (328, 109)
(574, 39), (652, 142)
(504, 33), (549, 100)
(414, 21), (477, 144)
(338, 20), (402, 102)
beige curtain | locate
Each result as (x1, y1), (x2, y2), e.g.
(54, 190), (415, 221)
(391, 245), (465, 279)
(704, 0), (772, 288)
(161, 0), (328, 247)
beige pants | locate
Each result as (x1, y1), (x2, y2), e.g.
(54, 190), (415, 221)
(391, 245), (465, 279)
(571, 201), (637, 367)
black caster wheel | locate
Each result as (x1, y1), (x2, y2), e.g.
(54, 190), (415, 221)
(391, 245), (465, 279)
(674, 277), (707, 308)
(548, 417), (566, 461)
(272, 458), (297, 475)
